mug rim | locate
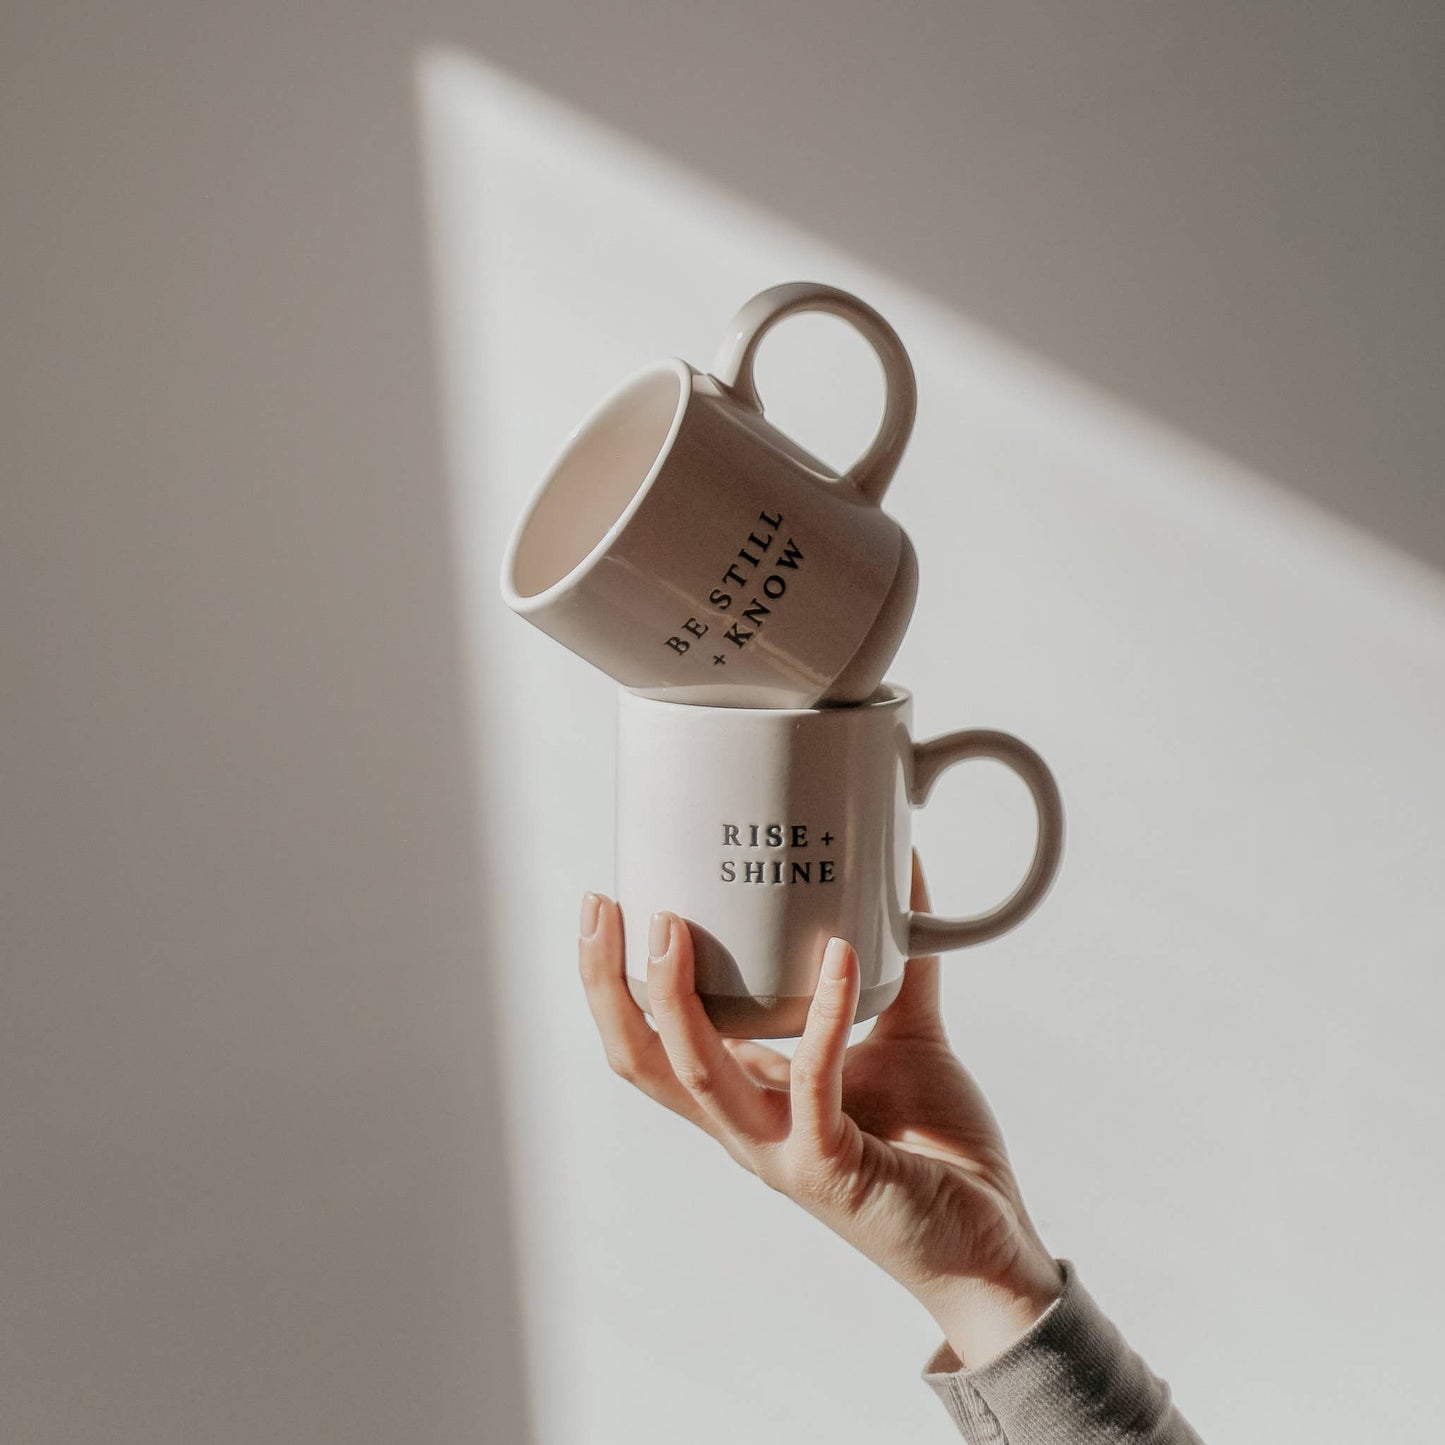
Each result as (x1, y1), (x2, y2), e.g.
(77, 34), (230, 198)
(499, 356), (694, 614)
(618, 682), (912, 718)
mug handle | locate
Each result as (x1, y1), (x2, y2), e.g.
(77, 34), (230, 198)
(906, 729), (1065, 955)
(709, 281), (917, 506)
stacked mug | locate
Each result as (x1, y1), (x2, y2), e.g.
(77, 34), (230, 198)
(501, 282), (1064, 1038)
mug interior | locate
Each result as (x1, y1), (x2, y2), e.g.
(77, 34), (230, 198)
(507, 366), (684, 599)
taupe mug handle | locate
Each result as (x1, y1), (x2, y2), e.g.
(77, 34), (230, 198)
(708, 281), (917, 506)
(907, 729), (1065, 954)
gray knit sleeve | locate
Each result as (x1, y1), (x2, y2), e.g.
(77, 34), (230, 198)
(920, 1263), (1203, 1443)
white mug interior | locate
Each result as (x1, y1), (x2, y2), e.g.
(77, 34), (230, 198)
(504, 362), (687, 602)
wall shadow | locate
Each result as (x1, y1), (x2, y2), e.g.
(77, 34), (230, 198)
(430, 0), (1445, 571)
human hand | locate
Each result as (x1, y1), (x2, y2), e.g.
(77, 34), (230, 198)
(577, 856), (1064, 1367)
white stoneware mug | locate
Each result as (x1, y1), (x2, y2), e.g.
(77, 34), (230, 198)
(500, 281), (920, 707)
(616, 686), (1065, 1038)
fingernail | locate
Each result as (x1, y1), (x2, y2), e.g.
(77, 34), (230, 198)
(823, 937), (851, 980)
(648, 912), (672, 962)
(579, 892), (601, 938)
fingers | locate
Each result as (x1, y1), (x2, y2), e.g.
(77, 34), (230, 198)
(587, 906), (873, 1221)
(645, 911), (786, 1145)
(577, 892), (706, 1125)
(872, 852), (945, 1041)
(789, 938), (861, 1162)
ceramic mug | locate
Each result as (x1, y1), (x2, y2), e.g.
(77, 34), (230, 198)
(616, 685), (1065, 1038)
(500, 282), (920, 707)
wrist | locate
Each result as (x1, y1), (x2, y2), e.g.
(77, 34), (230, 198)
(918, 1249), (1064, 1370)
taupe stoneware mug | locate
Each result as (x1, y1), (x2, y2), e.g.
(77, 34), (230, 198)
(500, 282), (920, 707)
(616, 685), (1065, 1038)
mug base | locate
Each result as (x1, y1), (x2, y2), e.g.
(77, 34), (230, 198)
(626, 974), (904, 1040)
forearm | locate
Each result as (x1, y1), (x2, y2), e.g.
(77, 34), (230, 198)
(921, 1262), (1203, 1444)
(916, 1248), (1066, 1373)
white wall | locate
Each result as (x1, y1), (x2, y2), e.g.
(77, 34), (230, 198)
(4, 3), (1443, 1442)
(424, 57), (1445, 1445)
(0, 7), (529, 1443)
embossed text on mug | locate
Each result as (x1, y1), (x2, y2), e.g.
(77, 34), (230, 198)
(663, 509), (806, 667)
(719, 819), (837, 884)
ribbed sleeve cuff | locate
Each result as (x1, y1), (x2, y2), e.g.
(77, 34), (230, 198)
(920, 1262), (1202, 1443)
